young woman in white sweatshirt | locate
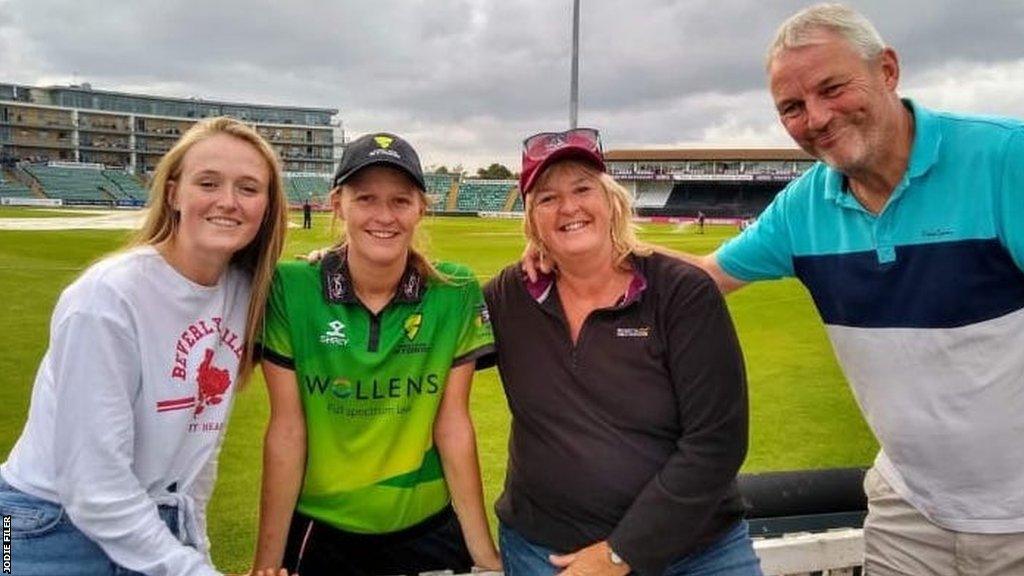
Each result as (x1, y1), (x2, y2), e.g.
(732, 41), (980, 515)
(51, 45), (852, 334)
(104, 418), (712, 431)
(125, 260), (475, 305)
(0, 117), (288, 576)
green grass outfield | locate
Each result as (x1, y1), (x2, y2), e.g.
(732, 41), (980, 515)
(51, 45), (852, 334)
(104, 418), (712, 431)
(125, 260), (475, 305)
(0, 210), (877, 572)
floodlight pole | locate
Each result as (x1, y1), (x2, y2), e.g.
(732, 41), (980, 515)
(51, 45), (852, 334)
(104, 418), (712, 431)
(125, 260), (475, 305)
(570, 0), (580, 129)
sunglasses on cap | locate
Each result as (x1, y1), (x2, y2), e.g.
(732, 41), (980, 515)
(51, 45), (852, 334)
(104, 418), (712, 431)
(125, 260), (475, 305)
(519, 127), (606, 196)
(522, 127), (603, 159)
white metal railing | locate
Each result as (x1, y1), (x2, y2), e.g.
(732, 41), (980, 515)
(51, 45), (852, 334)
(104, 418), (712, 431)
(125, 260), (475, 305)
(754, 528), (863, 575)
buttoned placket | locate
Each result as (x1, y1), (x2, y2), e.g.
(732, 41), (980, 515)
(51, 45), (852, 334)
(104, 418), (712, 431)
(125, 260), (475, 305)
(835, 173), (912, 266)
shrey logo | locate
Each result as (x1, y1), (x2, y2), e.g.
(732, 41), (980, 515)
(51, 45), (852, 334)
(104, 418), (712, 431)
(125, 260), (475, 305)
(374, 135), (394, 149)
(320, 320), (348, 346)
(404, 313), (422, 341)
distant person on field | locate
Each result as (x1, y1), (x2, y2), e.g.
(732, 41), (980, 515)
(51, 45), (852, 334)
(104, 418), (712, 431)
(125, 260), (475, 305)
(252, 132), (500, 576)
(530, 3), (1024, 574)
(696, 210), (706, 234)
(302, 196), (312, 229)
(493, 128), (759, 576)
(0, 118), (290, 576)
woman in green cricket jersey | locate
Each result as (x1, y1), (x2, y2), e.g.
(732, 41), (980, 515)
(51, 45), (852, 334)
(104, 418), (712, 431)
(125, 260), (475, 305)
(252, 133), (501, 576)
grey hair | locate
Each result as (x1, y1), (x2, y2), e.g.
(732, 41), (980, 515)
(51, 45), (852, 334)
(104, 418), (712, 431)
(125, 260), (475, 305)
(766, 3), (886, 69)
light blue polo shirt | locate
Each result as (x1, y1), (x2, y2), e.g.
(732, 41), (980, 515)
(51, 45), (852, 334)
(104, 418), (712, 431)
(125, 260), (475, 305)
(718, 100), (1024, 533)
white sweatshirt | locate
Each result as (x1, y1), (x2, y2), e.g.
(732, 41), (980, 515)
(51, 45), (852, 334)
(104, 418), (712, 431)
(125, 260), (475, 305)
(2, 246), (251, 576)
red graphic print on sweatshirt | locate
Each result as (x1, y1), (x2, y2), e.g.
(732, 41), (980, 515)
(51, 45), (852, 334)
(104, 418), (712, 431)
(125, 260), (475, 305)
(194, 348), (232, 416)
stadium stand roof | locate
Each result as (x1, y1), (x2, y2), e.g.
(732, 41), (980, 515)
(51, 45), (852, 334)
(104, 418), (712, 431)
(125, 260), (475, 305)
(605, 148), (813, 162)
(44, 84), (337, 120)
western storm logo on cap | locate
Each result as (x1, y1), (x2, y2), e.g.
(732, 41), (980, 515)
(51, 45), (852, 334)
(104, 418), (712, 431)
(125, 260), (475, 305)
(368, 148), (401, 159)
(374, 135), (394, 149)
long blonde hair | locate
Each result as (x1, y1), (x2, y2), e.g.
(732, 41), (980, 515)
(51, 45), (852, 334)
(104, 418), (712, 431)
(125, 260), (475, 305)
(132, 116), (288, 380)
(523, 159), (651, 270)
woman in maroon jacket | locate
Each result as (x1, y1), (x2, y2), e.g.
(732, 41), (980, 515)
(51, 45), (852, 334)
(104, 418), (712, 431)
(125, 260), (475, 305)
(483, 128), (761, 576)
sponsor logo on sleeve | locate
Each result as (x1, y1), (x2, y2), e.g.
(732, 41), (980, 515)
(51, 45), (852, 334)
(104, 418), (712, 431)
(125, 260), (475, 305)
(475, 303), (491, 327)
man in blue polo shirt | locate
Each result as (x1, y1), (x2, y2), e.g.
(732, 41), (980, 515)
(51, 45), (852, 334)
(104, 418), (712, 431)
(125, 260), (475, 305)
(698, 4), (1024, 574)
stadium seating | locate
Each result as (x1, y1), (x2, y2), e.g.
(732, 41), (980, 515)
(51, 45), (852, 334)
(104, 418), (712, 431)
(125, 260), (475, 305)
(660, 181), (785, 218)
(633, 181), (672, 208)
(424, 172), (456, 197)
(24, 165), (119, 203)
(455, 180), (516, 212)
(285, 175), (331, 203)
(280, 173), (460, 208)
(0, 172), (34, 198)
(102, 170), (148, 201)
(424, 172), (457, 211)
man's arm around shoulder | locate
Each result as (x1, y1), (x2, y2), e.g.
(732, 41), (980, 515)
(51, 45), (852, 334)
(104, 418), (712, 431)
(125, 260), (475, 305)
(658, 247), (749, 295)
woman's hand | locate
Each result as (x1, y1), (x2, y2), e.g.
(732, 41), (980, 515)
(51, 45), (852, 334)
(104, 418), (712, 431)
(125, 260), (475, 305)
(550, 541), (629, 576)
(297, 247), (331, 264)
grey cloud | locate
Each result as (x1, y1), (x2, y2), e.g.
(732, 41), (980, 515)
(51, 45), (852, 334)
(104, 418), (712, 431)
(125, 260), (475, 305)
(3, 0), (1024, 169)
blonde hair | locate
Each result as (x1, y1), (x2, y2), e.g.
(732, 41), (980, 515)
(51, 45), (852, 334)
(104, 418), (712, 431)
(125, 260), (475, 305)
(132, 116), (288, 380)
(328, 167), (451, 283)
(523, 160), (651, 270)
(767, 3), (886, 69)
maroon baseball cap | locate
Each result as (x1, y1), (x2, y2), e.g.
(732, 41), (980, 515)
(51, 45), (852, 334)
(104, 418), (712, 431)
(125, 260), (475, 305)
(519, 127), (605, 196)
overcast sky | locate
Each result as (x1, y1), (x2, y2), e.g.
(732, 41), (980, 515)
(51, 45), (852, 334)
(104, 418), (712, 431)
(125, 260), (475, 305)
(2, 0), (1023, 171)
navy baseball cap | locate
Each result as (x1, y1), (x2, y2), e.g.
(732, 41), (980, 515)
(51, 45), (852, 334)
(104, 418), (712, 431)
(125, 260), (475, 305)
(332, 132), (426, 191)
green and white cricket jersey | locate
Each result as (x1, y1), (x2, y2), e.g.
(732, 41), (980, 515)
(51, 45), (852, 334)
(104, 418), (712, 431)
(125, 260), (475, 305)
(261, 248), (495, 533)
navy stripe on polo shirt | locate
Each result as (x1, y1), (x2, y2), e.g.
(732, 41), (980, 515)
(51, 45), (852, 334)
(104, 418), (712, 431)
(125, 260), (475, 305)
(716, 100), (1024, 533)
(794, 238), (1024, 328)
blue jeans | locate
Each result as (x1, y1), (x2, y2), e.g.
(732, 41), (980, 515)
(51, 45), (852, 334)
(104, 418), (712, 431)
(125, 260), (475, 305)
(500, 520), (762, 576)
(0, 475), (181, 576)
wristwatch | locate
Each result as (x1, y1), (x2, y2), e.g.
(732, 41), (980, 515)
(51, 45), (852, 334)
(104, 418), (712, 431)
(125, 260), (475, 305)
(608, 546), (625, 566)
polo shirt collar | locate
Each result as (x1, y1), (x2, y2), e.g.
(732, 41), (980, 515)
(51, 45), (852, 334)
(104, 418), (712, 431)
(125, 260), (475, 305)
(522, 256), (649, 308)
(904, 99), (941, 180)
(321, 246), (427, 305)
(823, 98), (941, 205)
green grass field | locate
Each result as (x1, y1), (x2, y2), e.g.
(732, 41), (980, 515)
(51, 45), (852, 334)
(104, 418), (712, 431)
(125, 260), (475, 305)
(0, 209), (877, 572)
